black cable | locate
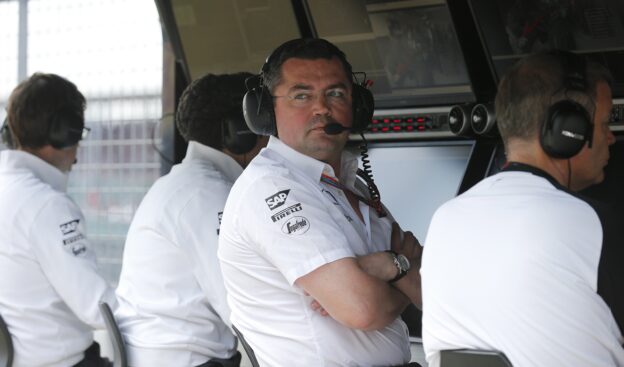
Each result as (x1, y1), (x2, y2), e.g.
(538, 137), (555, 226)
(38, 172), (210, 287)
(357, 132), (386, 217)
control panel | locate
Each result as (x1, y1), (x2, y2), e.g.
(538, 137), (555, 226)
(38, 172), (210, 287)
(610, 100), (624, 130)
(352, 99), (624, 141)
(354, 106), (456, 141)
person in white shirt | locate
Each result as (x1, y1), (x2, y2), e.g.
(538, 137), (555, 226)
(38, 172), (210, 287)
(0, 73), (117, 367)
(218, 38), (423, 367)
(115, 73), (268, 367)
(422, 51), (624, 366)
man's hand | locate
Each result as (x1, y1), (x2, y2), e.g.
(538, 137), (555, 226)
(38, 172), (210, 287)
(306, 291), (329, 316)
(391, 223), (423, 309)
(356, 222), (423, 309)
(357, 223), (421, 282)
(391, 222), (421, 268)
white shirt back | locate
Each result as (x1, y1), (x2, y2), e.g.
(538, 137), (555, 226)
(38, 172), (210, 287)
(115, 142), (239, 366)
(0, 150), (115, 367)
(422, 171), (624, 367)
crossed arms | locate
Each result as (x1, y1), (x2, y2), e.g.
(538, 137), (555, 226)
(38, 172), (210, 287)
(295, 222), (422, 331)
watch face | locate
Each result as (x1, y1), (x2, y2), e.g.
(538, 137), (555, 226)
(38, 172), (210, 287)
(397, 254), (411, 272)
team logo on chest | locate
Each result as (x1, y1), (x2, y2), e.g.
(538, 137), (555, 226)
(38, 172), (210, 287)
(265, 189), (290, 210)
(281, 216), (310, 235)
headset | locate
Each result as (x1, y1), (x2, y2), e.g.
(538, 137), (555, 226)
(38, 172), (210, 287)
(242, 39), (374, 136)
(1, 117), (14, 148)
(47, 105), (85, 149)
(221, 107), (258, 155)
(1, 106), (84, 150)
(540, 50), (593, 159)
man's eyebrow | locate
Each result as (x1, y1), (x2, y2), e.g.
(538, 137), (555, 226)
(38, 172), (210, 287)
(327, 82), (349, 90)
(287, 82), (349, 92)
(288, 84), (312, 92)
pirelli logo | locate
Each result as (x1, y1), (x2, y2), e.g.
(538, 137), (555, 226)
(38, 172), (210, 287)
(271, 203), (302, 222)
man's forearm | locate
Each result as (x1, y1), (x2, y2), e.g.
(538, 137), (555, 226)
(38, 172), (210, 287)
(357, 252), (397, 281)
(350, 274), (411, 331)
(297, 257), (411, 331)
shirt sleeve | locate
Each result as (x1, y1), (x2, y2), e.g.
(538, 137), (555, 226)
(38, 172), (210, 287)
(233, 174), (355, 285)
(176, 183), (233, 326)
(29, 193), (116, 329)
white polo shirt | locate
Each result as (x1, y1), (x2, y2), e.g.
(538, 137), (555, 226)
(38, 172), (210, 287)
(0, 150), (116, 367)
(115, 141), (239, 366)
(218, 136), (410, 367)
(422, 166), (624, 367)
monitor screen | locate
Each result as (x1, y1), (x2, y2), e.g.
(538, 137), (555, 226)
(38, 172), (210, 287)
(360, 141), (474, 240)
(469, 0), (624, 97)
(307, 0), (474, 108)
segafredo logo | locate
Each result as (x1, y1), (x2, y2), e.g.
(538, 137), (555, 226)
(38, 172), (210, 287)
(281, 216), (310, 235)
(265, 189), (290, 210)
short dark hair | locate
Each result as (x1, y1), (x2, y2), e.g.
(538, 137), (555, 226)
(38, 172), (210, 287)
(495, 51), (613, 145)
(176, 72), (252, 149)
(7, 73), (85, 149)
(262, 38), (354, 93)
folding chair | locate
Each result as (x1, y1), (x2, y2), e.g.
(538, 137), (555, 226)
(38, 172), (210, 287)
(99, 302), (127, 367)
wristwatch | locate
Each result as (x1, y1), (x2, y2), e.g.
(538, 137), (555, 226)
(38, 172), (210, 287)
(385, 250), (410, 283)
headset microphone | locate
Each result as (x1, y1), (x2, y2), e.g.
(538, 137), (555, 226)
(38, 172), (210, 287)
(324, 123), (350, 135)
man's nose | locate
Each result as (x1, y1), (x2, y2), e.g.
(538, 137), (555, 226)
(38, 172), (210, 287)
(311, 94), (331, 115)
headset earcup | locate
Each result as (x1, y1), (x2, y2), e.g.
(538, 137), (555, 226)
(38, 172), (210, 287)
(242, 81), (276, 136)
(222, 114), (258, 155)
(541, 100), (592, 159)
(1, 118), (14, 148)
(351, 84), (374, 133)
(48, 109), (83, 149)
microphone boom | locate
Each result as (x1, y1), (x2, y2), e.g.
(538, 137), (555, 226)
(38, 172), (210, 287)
(324, 123), (350, 135)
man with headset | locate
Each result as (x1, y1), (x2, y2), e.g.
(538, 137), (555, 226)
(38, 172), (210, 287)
(0, 73), (116, 366)
(115, 73), (267, 367)
(421, 51), (624, 366)
(218, 38), (422, 366)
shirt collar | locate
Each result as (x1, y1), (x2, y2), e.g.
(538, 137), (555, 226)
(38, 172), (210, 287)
(266, 136), (359, 187)
(183, 141), (243, 182)
(0, 150), (68, 192)
(501, 161), (568, 192)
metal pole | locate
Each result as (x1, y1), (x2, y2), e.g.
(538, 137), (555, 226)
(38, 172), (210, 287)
(17, 0), (28, 81)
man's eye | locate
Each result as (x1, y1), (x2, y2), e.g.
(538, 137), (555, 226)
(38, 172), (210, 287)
(292, 93), (311, 101)
(327, 89), (346, 98)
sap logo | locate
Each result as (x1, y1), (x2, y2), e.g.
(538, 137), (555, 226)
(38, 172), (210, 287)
(59, 219), (80, 235)
(271, 203), (302, 222)
(281, 216), (310, 235)
(265, 189), (290, 210)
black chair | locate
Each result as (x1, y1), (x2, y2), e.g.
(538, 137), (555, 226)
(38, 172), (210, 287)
(440, 349), (512, 367)
(0, 314), (13, 367)
(231, 325), (259, 367)
(98, 302), (128, 367)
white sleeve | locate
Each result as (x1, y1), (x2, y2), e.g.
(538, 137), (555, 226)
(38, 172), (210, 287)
(177, 184), (232, 326)
(234, 174), (355, 285)
(29, 194), (117, 329)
